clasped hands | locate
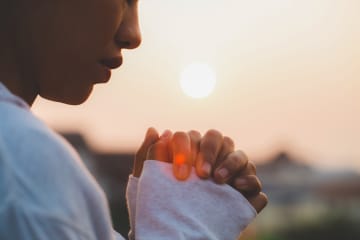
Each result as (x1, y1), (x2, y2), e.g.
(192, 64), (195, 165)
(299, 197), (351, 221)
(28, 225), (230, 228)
(133, 128), (268, 213)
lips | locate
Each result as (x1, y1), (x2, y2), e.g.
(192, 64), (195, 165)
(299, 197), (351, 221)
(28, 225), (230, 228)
(99, 57), (123, 69)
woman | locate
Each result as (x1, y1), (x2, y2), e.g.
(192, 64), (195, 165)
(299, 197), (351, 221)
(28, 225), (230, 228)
(0, 0), (267, 239)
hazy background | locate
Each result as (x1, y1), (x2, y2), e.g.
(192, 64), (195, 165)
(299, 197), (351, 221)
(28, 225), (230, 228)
(31, 1), (359, 239)
(32, 0), (359, 172)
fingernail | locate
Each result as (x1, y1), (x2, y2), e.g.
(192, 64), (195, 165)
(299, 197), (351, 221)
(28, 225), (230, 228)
(146, 128), (152, 136)
(146, 127), (155, 137)
(235, 178), (248, 188)
(175, 164), (189, 180)
(217, 168), (229, 180)
(160, 130), (172, 139)
(202, 161), (211, 176)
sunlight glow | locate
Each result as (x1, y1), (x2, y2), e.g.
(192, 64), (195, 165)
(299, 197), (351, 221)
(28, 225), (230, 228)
(180, 63), (216, 99)
(174, 154), (186, 165)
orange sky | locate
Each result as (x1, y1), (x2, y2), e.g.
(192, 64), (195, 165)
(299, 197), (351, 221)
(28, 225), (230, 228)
(32, 0), (360, 171)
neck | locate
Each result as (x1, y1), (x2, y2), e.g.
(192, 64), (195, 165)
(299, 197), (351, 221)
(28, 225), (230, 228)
(0, 22), (38, 106)
(0, 78), (38, 106)
(0, 49), (38, 106)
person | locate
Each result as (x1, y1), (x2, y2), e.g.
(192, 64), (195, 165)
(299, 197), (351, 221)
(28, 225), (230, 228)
(0, 0), (267, 239)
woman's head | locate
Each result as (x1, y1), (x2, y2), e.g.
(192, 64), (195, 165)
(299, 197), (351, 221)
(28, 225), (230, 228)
(0, 0), (141, 105)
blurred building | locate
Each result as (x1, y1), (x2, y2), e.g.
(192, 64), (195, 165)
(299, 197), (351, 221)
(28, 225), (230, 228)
(254, 152), (360, 239)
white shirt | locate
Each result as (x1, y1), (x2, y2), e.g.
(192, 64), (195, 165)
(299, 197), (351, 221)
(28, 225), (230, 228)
(0, 82), (256, 240)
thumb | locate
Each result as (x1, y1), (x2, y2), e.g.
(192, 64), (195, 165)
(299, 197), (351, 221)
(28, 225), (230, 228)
(146, 129), (173, 162)
(133, 127), (159, 177)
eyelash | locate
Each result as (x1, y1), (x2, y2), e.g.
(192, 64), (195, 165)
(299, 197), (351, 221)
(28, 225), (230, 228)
(127, 0), (139, 6)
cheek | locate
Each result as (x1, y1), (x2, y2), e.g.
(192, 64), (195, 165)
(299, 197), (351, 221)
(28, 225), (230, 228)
(67, 1), (124, 52)
(37, 57), (105, 104)
(27, 21), (103, 101)
(16, 0), (124, 103)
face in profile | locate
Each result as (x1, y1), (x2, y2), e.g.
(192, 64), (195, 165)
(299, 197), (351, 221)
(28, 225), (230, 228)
(12, 0), (141, 104)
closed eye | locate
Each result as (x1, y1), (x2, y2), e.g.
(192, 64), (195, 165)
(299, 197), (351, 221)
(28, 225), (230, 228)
(126, 0), (137, 6)
(129, 0), (140, 5)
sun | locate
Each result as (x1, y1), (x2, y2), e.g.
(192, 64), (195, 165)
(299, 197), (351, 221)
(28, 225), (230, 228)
(180, 63), (217, 99)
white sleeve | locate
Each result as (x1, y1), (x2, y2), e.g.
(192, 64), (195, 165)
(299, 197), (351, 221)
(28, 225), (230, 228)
(126, 160), (257, 240)
(112, 230), (126, 240)
(126, 175), (139, 240)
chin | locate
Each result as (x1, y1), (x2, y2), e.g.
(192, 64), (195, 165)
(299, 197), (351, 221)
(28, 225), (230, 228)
(41, 86), (94, 105)
(61, 95), (91, 105)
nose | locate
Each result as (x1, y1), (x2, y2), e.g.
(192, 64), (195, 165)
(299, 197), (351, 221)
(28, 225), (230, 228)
(115, 4), (142, 50)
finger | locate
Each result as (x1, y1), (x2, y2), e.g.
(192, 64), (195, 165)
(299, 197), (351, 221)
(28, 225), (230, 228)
(212, 136), (235, 183)
(196, 129), (223, 179)
(133, 127), (159, 177)
(236, 160), (257, 176)
(171, 132), (192, 181)
(247, 192), (268, 214)
(216, 136), (235, 167)
(233, 175), (262, 197)
(146, 130), (173, 163)
(188, 130), (201, 166)
(213, 149), (248, 183)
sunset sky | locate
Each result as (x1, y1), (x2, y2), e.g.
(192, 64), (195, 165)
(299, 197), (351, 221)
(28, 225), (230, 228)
(32, 0), (360, 171)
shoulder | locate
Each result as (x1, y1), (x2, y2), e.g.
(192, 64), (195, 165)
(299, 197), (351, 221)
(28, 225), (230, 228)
(0, 103), (80, 174)
(0, 101), (112, 238)
(0, 100), (69, 161)
(0, 200), (94, 240)
(0, 104), (102, 215)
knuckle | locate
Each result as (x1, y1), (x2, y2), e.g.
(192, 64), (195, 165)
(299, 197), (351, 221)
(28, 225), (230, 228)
(236, 175), (263, 196)
(201, 151), (217, 164)
(223, 136), (235, 148)
(200, 140), (218, 154)
(205, 129), (223, 140)
(260, 192), (269, 206)
(172, 131), (189, 144)
(221, 153), (244, 174)
(231, 151), (248, 169)
(202, 130), (223, 151)
(220, 155), (238, 172)
(239, 150), (249, 162)
(173, 131), (187, 139)
(188, 130), (201, 139)
(233, 150), (249, 167)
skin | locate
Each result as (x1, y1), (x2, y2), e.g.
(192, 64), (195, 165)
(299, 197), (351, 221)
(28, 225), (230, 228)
(134, 128), (268, 213)
(0, 0), (141, 105)
(0, 0), (267, 213)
